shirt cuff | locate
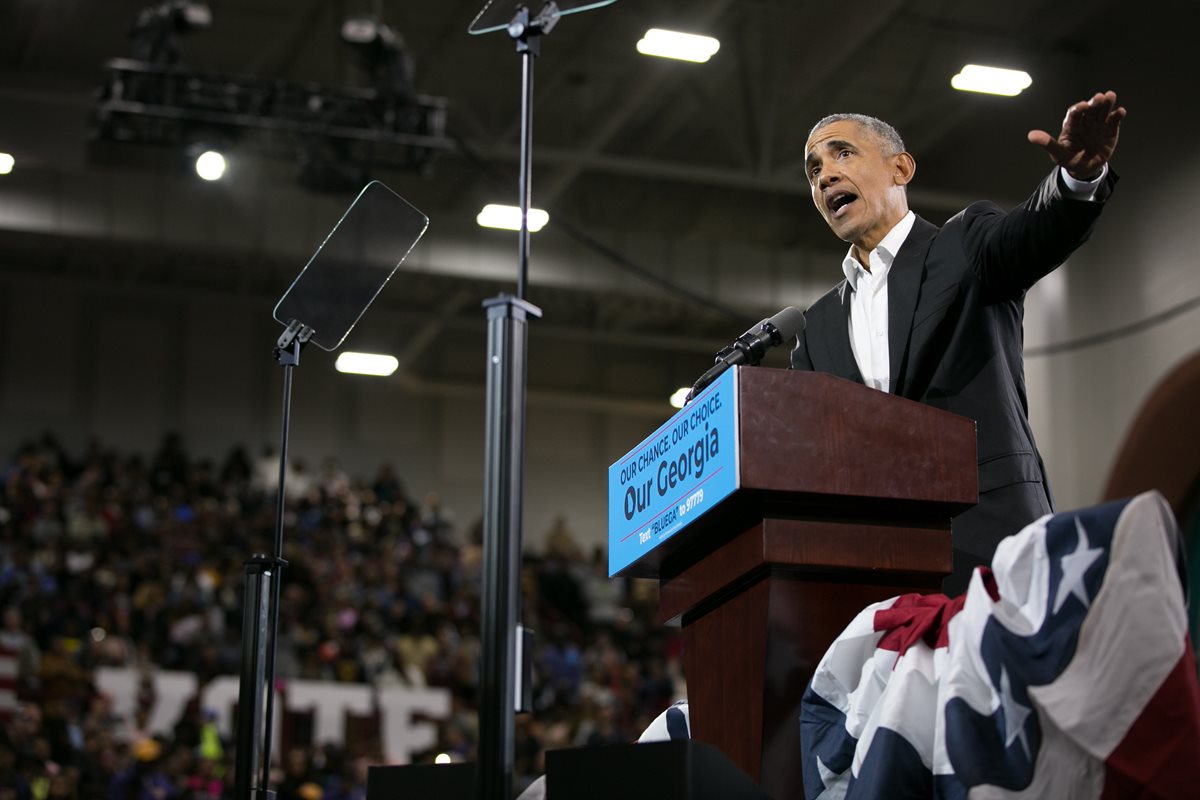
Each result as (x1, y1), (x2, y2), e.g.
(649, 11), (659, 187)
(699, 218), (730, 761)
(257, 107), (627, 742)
(1059, 164), (1108, 199)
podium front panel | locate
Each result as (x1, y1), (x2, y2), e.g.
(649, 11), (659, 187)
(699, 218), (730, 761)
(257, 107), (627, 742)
(608, 368), (740, 576)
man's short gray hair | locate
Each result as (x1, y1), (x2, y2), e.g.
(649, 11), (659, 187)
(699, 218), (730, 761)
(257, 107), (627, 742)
(809, 113), (906, 155)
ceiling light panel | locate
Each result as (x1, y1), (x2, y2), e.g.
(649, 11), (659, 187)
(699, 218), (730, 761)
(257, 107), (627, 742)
(950, 65), (1032, 97)
(636, 29), (720, 63)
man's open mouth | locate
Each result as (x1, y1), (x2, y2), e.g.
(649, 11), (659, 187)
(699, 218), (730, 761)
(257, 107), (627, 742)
(827, 191), (858, 218)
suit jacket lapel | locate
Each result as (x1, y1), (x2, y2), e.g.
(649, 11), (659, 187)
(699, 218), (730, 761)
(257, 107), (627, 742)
(887, 216), (937, 395)
(829, 280), (864, 384)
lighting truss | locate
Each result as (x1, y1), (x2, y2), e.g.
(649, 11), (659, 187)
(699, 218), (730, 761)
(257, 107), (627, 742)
(91, 57), (451, 177)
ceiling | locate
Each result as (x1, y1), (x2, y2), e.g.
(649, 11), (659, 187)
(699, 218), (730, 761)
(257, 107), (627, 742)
(0, 0), (1163, 404)
(0, 0), (1133, 234)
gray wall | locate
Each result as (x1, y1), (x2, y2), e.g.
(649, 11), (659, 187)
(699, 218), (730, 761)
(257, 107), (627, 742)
(1021, 42), (1200, 512)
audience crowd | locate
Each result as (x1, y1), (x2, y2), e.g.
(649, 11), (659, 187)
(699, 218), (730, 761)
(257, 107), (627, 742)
(0, 433), (684, 799)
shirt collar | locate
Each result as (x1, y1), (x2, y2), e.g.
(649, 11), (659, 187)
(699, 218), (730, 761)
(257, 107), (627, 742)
(841, 210), (917, 291)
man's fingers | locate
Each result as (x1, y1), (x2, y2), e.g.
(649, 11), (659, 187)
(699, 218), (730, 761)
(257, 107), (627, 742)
(1065, 100), (1121, 145)
(1028, 129), (1070, 163)
(1070, 93), (1116, 125)
(1088, 96), (1114, 120)
(1075, 97), (1110, 124)
(1037, 93), (1124, 167)
(1067, 100), (1090, 119)
(1075, 92), (1120, 129)
(1027, 129), (1053, 147)
(1087, 91), (1117, 110)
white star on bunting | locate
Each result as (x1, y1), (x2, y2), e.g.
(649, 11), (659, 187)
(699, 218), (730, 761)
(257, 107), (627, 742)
(1052, 517), (1104, 614)
(999, 666), (1032, 762)
(816, 754), (841, 790)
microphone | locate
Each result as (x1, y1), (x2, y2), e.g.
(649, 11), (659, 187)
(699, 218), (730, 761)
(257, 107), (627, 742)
(684, 306), (805, 403)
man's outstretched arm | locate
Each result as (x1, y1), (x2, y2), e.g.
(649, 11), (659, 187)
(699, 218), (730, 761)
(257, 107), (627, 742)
(962, 91), (1127, 299)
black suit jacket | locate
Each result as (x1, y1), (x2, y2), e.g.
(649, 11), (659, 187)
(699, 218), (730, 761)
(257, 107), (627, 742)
(791, 167), (1117, 591)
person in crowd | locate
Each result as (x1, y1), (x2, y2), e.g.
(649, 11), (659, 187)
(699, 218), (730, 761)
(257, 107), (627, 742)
(0, 439), (681, 795)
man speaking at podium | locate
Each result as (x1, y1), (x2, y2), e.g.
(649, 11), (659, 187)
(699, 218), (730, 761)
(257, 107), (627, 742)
(791, 92), (1125, 594)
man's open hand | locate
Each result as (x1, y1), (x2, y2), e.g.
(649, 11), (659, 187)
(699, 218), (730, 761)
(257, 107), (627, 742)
(1028, 91), (1126, 181)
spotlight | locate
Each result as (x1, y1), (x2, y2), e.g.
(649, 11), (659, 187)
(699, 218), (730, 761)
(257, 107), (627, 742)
(0, 153), (13, 175)
(194, 150), (226, 181)
(669, 387), (691, 409)
(341, 16), (384, 45)
(130, 1), (212, 65)
(341, 15), (416, 101)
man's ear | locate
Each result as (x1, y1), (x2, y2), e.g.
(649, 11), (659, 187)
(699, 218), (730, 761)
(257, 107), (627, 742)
(893, 151), (916, 186)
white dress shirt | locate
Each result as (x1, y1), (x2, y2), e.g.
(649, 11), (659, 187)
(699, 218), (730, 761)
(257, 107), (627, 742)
(841, 165), (1108, 393)
(842, 211), (915, 392)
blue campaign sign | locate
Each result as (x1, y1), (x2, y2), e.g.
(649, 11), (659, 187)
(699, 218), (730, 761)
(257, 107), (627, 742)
(608, 369), (740, 576)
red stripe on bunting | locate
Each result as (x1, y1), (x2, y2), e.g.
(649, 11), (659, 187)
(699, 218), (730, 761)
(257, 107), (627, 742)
(873, 592), (967, 661)
(1100, 637), (1200, 800)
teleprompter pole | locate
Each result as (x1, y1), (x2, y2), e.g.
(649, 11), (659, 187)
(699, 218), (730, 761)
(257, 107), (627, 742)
(233, 321), (310, 800)
(478, 296), (540, 800)
(476, 8), (555, 800)
(510, 3), (556, 299)
(515, 29), (534, 300)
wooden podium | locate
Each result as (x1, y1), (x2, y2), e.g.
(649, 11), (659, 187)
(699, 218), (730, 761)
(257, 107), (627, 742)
(629, 368), (977, 799)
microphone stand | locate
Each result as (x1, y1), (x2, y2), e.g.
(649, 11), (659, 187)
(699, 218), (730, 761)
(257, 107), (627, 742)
(685, 309), (805, 402)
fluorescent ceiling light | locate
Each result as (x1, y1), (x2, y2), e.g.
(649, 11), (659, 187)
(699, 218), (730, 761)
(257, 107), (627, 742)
(636, 29), (720, 63)
(476, 204), (549, 232)
(0, 153), (13, 175)
(950, 64), (1032, 97)
(335, 352), (399, 376)
(669, 387), (691, 409)
(194, 150), (226, 180)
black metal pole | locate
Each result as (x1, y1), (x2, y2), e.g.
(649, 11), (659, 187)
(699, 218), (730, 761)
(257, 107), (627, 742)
(233, 555), (273, 800)
(477, 296), (540, 800)
(234, 327), (304, 800)
(516, 46), (534, 301)
(475, 8), (554, 799)
(259, 354), (295, 785)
